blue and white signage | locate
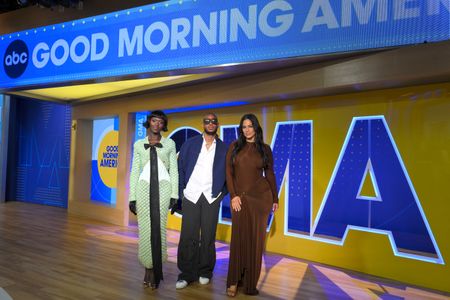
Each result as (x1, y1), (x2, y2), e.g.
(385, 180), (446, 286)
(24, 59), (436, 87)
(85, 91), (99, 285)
(1, 0), (449, 89)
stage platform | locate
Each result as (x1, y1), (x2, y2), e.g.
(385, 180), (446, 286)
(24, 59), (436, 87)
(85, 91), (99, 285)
(0, 202), (448, 300)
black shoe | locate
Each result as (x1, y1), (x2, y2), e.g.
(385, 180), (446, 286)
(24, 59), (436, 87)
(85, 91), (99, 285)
(143, 268), (150, 288)
(149, 268), (159, 289)
(144, 268), (159, 289)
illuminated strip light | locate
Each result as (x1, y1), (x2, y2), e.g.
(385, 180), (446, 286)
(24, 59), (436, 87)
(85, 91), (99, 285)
(311, 116), (444, 264)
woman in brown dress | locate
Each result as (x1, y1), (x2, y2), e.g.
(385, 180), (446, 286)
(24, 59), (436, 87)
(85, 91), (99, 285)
(225, 113), (279, 297)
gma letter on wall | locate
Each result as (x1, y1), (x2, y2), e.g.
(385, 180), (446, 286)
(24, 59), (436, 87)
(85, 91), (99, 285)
(142, 114), (443, 265)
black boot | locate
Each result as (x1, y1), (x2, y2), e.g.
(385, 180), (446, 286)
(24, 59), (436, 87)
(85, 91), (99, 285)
(144, 268), (158, 289)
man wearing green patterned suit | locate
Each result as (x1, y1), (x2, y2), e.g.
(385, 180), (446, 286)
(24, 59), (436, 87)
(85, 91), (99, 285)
(128, 110), (178, 289)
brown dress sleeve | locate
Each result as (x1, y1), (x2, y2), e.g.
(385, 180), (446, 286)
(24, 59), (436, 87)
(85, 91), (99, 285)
(226, 142), (237, 199)
(264, 144), (279, 204)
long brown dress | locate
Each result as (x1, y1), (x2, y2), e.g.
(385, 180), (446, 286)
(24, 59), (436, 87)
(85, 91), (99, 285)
(226, 141), (278, 295)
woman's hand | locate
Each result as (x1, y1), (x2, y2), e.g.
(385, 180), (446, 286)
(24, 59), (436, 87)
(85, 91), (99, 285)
(129, 201), (137, 215)
(231, 196), (242, 212)
(272, 203), (279, 213)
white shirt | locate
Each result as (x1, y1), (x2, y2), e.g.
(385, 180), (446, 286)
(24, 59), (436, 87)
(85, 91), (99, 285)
(183, 136), (219, 204)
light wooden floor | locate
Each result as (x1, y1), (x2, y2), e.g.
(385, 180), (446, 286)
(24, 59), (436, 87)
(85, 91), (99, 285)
(0, 202), (448, 300)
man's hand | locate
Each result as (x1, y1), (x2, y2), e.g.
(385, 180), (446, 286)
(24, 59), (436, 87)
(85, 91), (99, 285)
(169, 198), (181, 215)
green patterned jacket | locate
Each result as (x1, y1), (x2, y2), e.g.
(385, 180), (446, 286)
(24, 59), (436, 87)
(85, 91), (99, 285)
(129, 136), (179, 202)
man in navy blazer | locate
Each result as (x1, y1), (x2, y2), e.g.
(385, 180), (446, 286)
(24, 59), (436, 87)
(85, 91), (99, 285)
(176, 113), (228, 289)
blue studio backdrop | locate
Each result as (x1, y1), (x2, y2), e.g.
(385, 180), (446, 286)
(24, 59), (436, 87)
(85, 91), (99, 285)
(9, 97), (71, 207)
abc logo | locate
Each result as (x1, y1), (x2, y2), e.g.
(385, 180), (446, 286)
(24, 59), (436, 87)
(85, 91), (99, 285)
(3, 40), (29, 79)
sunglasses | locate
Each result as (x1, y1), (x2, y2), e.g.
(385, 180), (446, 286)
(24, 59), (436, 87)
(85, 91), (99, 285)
(203, 118), (218, 125)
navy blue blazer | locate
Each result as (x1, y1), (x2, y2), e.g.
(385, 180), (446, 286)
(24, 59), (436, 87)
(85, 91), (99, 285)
(178, 134), (228, 201)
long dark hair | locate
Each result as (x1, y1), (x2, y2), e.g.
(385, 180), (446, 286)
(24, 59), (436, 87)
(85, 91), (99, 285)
(231, 114), (268, 171)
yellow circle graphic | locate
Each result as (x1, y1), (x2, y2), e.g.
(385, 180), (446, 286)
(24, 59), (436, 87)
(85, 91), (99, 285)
(97, 130), (119, 188)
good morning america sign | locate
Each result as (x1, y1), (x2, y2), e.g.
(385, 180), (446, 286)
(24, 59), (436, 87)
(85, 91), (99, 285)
(1, 0), (449, 89)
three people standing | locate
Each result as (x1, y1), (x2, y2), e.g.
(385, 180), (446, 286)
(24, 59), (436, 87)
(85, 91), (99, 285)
(129, 111), (278, 296)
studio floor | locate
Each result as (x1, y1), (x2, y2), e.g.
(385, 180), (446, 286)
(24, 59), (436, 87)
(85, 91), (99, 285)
(0, 202), (448, 300)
